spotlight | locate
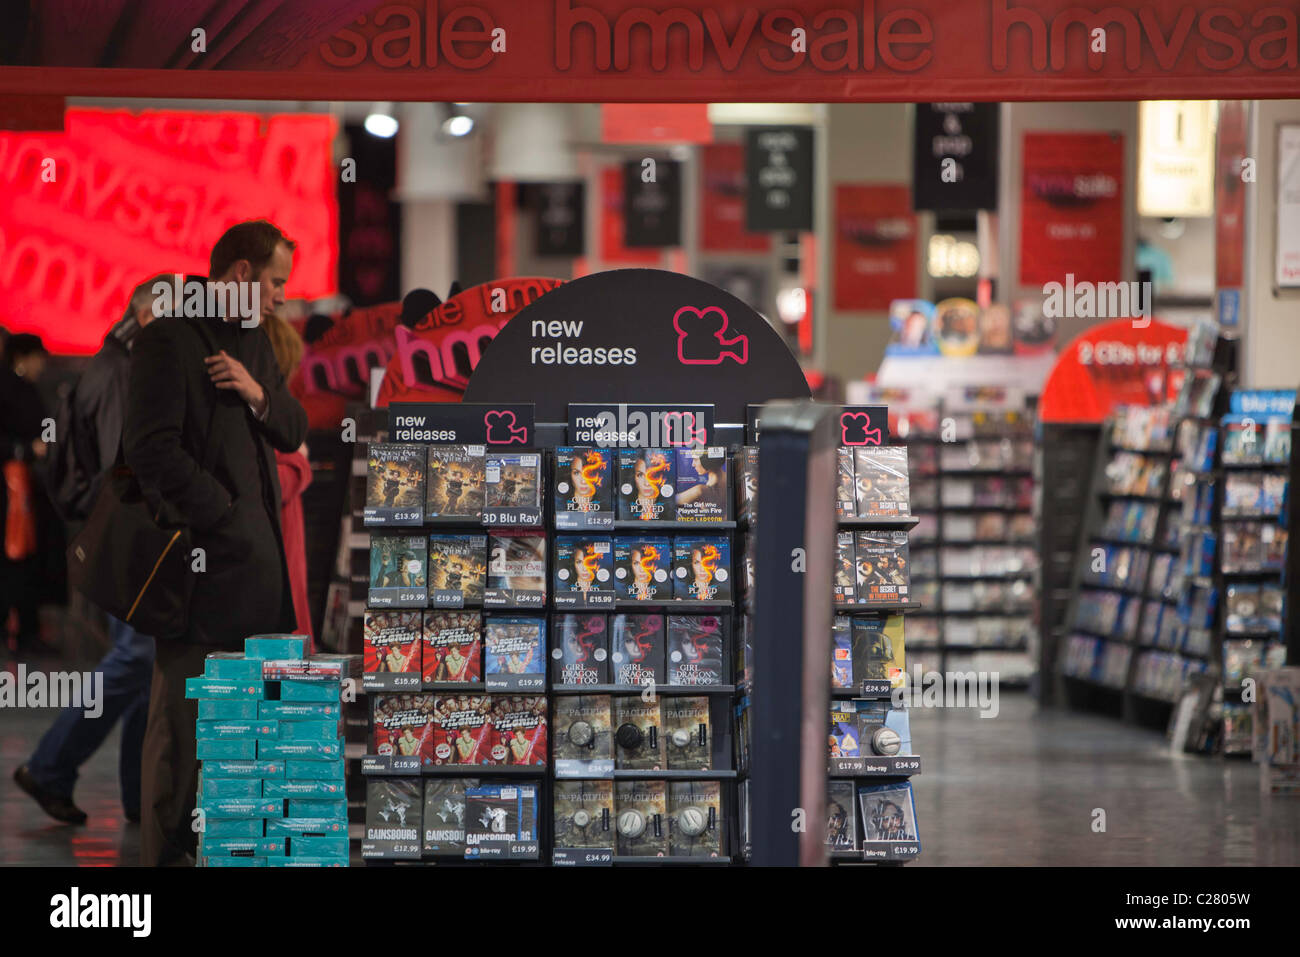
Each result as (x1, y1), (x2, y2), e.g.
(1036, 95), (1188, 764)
(364, 103), (398, 138)
(442, 114), (474, 137)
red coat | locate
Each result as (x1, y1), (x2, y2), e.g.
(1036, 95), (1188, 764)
(275, 449), (314, 652)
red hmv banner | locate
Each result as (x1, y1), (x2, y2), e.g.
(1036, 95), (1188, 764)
(0, 108), (338, 354)
(0, 2), (1298, 102)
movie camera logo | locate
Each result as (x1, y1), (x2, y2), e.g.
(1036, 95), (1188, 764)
(151, 274), (260, 328)
(841, 412), (884, 446)
(674, 306), (749, 366)
(485, 409), (528, 444)
(574, 405), (709, 448)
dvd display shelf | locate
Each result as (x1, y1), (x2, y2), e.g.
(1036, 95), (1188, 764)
(903, 390), (1039, 688)
(358, 439), (745, 866)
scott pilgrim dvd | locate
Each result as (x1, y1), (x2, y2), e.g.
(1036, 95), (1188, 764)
(483, 617), (545, 691)
(618, 448), (675, 522)
(422, 611), (482, 684)
(363, 611), (422, 678)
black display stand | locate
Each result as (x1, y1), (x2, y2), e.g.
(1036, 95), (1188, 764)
(362, 269), (812, 866)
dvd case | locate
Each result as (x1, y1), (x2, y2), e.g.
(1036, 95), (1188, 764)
(613, 695), (663, 769)
(426, 534), (487, 607)
(669, 780), (723, 857)
(372, 694), (436, 764)
(736, 447), (759, 525)
(610, 613), (666, 686)
(830, 705), (861, 758)
(465, 783), (538, 855)
(363, 779), (422, 858)
(430, 694), (494, 765)
(666, 614), (725, 685)
(553, 781), (615, 851)
(858, 782), (919, 843)
(850, 615), (906, 688)
(615, 779), (669, 857)
(488, 696), (548, 765)
(484, 453), (542, 510)
(555, 447), (614, 527)
(854, 531), (910, 604)
(554, 536), (615, 606)
(618, 448), (676, 522)
(551, 614), (610, 685)
(672, 537), (732, 602)
(831, 617), (853, 689)
(826, 781), (857, 850)
(484, 617), (546, 691)
(613, 537), (673, 601)
(836, 448), (857, 518)
(834, 532), (857, 604)
(426, 445), (486, 520)
(363, 611), (422, 676)
(553, 694), (613, 763)
(485, 532), (547, 606)
(364, 444), (426, 526)
(854, 447), (911, 518)
(662, 696), (711, 770)
(422, 611), (482, 684)
(423, 777), (478, 857)
(674, 447), (731, 523)
(368, 535), (427, 607)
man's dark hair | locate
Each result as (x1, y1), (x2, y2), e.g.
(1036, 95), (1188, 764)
(4, 332), (47, 367)
(209, 220), (297, 278)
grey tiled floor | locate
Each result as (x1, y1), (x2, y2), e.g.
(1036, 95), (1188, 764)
(910, 692), (1300, 866)
(2, 685), (1297, 866)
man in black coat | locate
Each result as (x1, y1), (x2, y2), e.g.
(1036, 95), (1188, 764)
(123, 221), (308, 865)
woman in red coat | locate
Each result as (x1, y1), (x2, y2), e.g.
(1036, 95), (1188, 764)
(263, 314), (314, 652)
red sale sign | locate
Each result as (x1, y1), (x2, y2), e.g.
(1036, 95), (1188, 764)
(834, 184), (916, 311)
(700, 143), (770, 254)
(1039, 318), (1186, 424)
(0, 108), (338, 354)
(1019, 132), (1124, 287)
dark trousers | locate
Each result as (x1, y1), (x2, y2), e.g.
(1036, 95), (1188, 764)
(140, 641), (211, 866)
(27, 615), (154, 811)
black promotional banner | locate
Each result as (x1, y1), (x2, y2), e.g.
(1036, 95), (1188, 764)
(530, 181), (586, 257)
(462, 269), (811, 425)
(747, 404), (890, 445)
(912, 103), (1000, 212)
(388, 402), (536, 446)
(338, 122), (401, 305)
(569, 403), (715, 448)
(745, 127), (814, 232)
(623, 159), (682, 248)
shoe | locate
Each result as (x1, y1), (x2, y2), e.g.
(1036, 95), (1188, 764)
(12, 765), (88, 825)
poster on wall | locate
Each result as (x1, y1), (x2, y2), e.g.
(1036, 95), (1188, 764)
(1276, 125), (1300, 288)
(0, 108), (338, 353)
(623, 158), (682, 248)
(601, 166), (661, 265)
(834, 185), (917, 311)
(912, 103), (1000, 212)
(1019, 132), (1124, 287)
(701, 143), (771, 253)
(530, 182), (585, 258)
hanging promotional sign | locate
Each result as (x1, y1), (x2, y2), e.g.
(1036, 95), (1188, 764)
(912, 103), (1000, 212)
(623, 159), (683, 248)
(462, 268), (811, 424)
(1276, 125), (1300, 288)
(1039, 318), (1187, 424)
(4, 2), (1298, 103)
(1019, 131), (1125, 287)
(701, 143), (771, 253)
(600, 166), (661, 264)
(1215, 99), (1247, 323)
(375, 277), (565, 408)
(529, 182), (586, 257)
(834, 184), (917, 311)
(745, 126), (815, 232)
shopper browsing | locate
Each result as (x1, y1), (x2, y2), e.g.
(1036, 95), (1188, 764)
(123, 220), (307, 866)
(13, 277), (169, 826)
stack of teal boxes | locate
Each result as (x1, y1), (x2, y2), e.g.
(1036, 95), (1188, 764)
(187, 635), (351, 867)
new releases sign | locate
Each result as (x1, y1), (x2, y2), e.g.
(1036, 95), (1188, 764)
(745, 127), (814, 232)
(388, 402), (536, 446)
(623, 160), (682, 248)
(569, 404), (715, 448)
(913, 103), (999, 212)
(462, 269), (811, 425)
